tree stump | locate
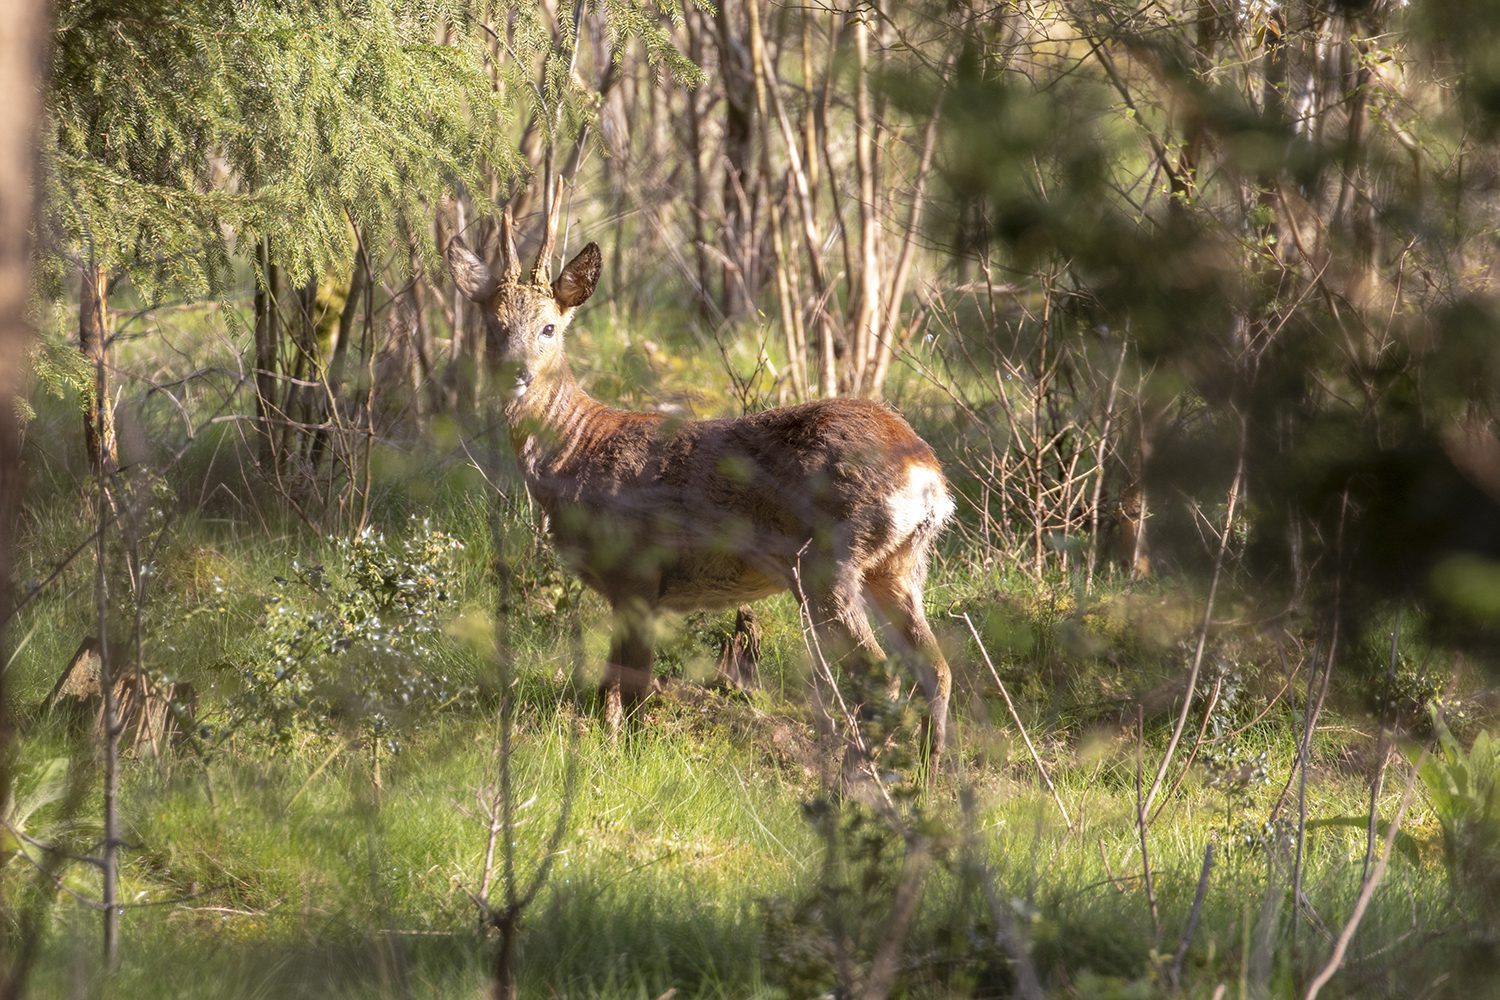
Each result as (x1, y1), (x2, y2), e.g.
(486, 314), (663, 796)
(43, 637), (195, 755)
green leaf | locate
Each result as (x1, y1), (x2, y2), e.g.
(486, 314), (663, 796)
(1307, 816), (1423, 868)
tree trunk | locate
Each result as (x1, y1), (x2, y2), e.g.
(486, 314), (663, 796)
(285, 277), (320, 463)
(79, 260), (115, 472)
(308, 250), (368, 472)
(0, 5), (48, 993)
(684, 5), (712, 318)
(714, 0), (756, 318)
(0, 9), (46, 989)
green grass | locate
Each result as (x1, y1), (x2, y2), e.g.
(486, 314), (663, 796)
(4, 308), (1494, 999)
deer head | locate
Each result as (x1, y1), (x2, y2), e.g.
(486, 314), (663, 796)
(445, 202), (601, 401)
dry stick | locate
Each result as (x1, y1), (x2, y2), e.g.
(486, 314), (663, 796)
(475, 714), (505, 908)
(793, 569), (891, 819)
(955, 764), (1045, 999)
(1148, 673), (1225, 825)
(1363, 612), (1401, 886)
(1206, 646), (1303, 746)
(1030, 290), (1049, 577)
(869, 97), (943, 396)
(792, 560), (930, 1000)
(742, 8), (808, 400)
(957, 613), (1073, 830)
(1141, 432), (1246, 818)
(752, 3), (838, 395)
(1288, 493), (1350, 965)
(1292, 617), (1339, 962)
(488, 471), (521, 1000)
(976, 867), (1047, 1000)
(1268, 636), (1329, 825)
(849, 13), (881, 395)
(1084, 339), (1130, 596)
(1303, 747), (1426, 1000)
(120, 479), (154, 757)
(790, 563), (885, 997)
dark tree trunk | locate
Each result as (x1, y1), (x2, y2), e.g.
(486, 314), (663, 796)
(684, 5), (712, 318)
(714, 0), (756, 318)
(253, 238), (279, 468)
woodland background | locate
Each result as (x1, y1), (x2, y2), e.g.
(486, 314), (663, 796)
(4, 0), (1500, 996)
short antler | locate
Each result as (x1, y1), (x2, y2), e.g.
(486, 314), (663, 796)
(499, 203), (521, 283)
(531, 183), (565, 284)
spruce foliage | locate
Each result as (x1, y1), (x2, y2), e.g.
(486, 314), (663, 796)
(44, 0), (694, 297)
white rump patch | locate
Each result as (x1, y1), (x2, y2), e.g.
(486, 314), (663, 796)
(886, 464), (954, 540)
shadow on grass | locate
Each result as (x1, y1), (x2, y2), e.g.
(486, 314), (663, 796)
(34, 872), (767, 999)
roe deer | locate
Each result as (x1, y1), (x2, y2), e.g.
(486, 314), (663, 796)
(447, 208), (955, 769)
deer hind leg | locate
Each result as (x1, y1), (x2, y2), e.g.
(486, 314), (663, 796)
(603, 599), (655, 736)
(865, 567), (951, 778)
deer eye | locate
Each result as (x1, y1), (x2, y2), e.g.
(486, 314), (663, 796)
(541, 324), (556, 339)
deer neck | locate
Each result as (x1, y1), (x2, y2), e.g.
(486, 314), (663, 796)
(504, 362), (600, 487)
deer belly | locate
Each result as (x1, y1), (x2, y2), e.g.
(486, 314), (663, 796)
(656, 556), (783, 612)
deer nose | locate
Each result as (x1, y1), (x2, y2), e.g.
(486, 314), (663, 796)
(499, 356), (530, 384)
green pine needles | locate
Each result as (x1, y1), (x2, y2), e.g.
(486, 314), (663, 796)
(45, 0), (697, 299)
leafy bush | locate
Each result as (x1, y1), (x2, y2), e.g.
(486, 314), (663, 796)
(221, 520), (469, 751)
(1415, 709), (1500, 930)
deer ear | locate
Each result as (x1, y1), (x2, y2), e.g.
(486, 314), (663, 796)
(446, 236), (497, 302)
(553, 243), (602, 310)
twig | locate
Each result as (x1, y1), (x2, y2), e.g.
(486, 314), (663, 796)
(1142, 428), (1246, 817)
(1363, 612), (1401, 885)
(956, 612), (1073, 830)
(1303, 746), (1426, 999)
(859, 839), (932, 1000)
(1135, 705), (1160, 944)
(1171, 843), (1215, 990)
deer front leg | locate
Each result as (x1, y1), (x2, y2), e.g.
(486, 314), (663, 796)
(603, 600), (655, 736)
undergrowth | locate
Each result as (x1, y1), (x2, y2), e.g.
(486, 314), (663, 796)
(3, 316), (1494, 999)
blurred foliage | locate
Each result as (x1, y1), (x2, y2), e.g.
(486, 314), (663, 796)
(0, 757), (75, 870)
(16, 330), (93, 425)
(925, 0), (1500, 666)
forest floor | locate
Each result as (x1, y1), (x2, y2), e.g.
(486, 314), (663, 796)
(4, 309), (1492, 999)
